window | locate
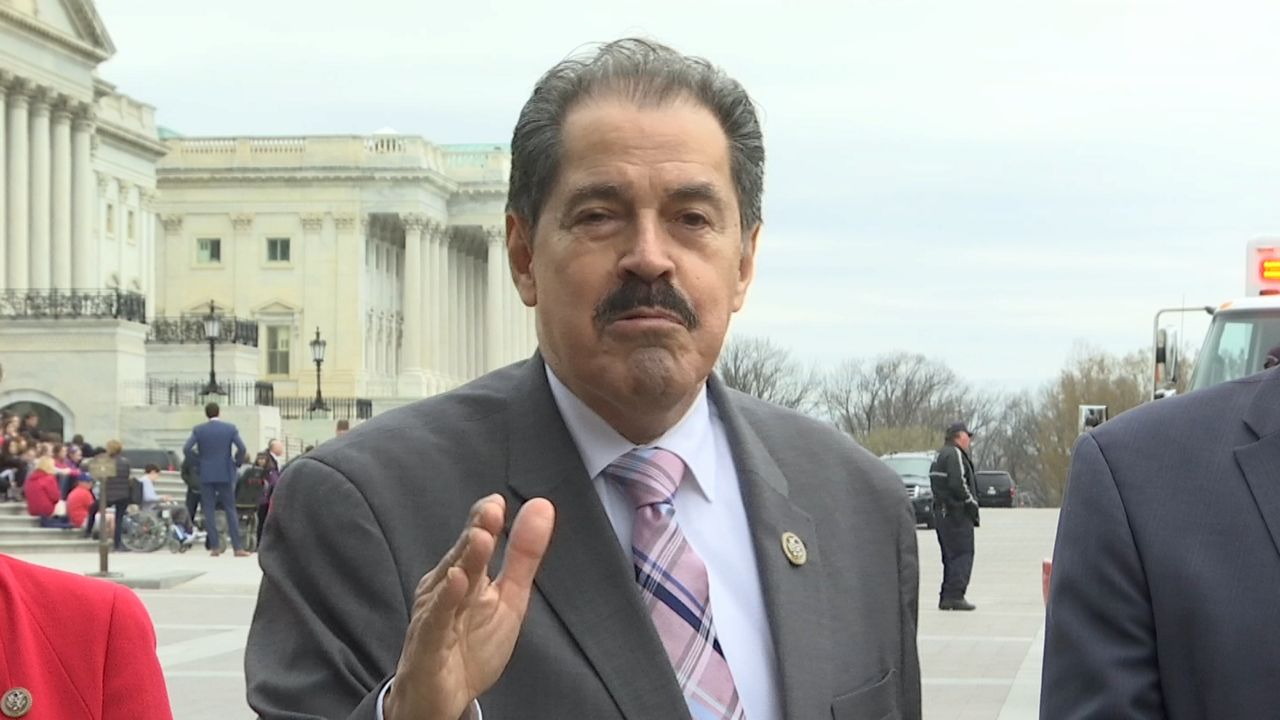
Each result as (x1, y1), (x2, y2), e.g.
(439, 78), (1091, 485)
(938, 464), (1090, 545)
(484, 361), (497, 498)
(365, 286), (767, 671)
(197, 238), (222, 264)
(127, 211), (136, 241)
(266, 326), (290, 375)
(267, 237), (291, 263)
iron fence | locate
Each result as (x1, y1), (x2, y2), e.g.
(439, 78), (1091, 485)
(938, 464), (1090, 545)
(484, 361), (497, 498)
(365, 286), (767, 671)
(147, 316), (259, 347)
(273, 396), (374, 420)
(0, 289), (146, 323)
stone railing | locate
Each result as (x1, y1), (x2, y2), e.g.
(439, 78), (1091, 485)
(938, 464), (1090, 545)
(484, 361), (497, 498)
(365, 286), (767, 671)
(147, 316), (259, 347)
(0, 289), (146, 323)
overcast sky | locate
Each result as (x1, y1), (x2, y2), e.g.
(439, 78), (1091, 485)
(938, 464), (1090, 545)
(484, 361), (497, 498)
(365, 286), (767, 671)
(96, 0), (1280, 391)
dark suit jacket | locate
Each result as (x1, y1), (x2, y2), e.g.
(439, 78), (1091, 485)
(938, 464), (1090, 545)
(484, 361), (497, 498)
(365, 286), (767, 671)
(183, 419), (247, 485)
(246, 356), (922, 719)
(0, 554), (172, 719)
(1042, 368), (1280, 719)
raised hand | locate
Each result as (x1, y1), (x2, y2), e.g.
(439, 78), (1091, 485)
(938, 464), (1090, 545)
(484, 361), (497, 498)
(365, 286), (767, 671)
(383, 494), (555, 720)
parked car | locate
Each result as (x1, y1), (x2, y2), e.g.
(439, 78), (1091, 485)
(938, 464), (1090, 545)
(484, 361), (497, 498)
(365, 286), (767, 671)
(975, 470), (1016, 508)
(880, 452), (936, 529)
(121, 448), (181, 473)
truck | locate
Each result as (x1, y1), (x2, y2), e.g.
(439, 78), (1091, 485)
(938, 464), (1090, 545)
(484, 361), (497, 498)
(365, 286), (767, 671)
(1154, 238), (1280, 398)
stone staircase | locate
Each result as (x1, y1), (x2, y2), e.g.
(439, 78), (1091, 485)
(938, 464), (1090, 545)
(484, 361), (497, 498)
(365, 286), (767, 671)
(0, 472), (190, 554)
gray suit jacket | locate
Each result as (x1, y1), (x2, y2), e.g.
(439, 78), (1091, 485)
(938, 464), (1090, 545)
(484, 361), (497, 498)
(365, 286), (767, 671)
(1042, 368), (1280, 719)
(246, 356), (921, 719)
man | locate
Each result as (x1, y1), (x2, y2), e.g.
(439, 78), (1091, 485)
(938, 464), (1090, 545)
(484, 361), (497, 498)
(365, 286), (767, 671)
(335, 419), (350, 437)
(929, 422), (980, 611)
(182, 402), (249, 557)
(19, 411), (39, 442)
(247, 39), (920, 720)
(1042, 368), (1280, 716)
(267, 438), (286, 475)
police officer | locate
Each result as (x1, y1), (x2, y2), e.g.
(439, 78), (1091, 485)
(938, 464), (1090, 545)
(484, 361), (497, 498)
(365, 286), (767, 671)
(930, 421), (980, 611)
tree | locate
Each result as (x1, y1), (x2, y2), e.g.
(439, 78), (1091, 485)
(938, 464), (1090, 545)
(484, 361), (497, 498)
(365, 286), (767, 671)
(716, 335), (819, 412)
(1033, 344), (1149, 506)
(820, 352), (970, 448)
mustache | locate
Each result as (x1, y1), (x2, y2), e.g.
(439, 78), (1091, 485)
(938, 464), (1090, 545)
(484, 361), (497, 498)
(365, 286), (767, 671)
(593, 278), (700, 332)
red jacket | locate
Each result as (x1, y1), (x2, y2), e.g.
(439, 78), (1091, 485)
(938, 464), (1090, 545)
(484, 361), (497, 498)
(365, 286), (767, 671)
(23, 470), (59, 517)
(0, 555), (172, 719)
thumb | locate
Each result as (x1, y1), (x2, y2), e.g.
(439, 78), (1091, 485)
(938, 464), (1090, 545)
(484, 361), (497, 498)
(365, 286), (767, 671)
(494, 498), (555, 606)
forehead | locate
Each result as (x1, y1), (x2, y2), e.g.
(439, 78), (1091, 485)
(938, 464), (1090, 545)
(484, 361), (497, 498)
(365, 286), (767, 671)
(554, 96), (734, 196)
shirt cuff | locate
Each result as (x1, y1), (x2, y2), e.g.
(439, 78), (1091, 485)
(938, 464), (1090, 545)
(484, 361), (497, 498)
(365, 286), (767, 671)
(376, 677), (482, 720)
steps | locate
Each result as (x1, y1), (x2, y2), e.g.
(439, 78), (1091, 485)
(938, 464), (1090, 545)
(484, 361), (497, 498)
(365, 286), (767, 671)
(0, 471), (193, 554)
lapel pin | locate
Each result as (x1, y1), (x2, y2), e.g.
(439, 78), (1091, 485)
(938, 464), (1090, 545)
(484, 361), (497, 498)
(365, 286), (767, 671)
(1, 687), (31, 718)
(781, 531), (807, 566)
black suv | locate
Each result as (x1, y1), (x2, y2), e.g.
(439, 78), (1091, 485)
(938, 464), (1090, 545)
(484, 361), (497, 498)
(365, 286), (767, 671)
(879, 452), (936, 529)
(975, 470), (1016, 508)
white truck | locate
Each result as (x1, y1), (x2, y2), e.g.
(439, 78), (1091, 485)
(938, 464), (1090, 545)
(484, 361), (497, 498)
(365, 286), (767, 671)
(1156, 238), (1280, 398)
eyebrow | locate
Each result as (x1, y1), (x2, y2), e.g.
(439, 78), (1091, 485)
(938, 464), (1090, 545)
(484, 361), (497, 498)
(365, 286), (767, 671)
(669, 182), (727, 212)
(563, 182), (630, 211)
(563, 181), (728, 210)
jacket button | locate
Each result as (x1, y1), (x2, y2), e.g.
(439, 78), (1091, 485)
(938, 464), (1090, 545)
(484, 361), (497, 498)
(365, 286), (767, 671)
(1, 687), (32, 718)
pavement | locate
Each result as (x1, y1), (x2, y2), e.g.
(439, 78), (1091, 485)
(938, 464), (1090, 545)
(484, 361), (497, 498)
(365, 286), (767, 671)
(12, 507), (1060, 719)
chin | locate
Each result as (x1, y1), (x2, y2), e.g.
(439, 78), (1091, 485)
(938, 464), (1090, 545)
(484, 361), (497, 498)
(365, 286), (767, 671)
(620, 347), (695, 398)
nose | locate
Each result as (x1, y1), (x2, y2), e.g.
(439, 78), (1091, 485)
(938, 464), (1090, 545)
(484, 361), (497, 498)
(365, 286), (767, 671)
(616, 214), (676, 284)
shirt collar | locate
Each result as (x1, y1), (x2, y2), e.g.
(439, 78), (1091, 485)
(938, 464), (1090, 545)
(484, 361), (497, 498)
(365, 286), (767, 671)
(545, 364), (718, 502)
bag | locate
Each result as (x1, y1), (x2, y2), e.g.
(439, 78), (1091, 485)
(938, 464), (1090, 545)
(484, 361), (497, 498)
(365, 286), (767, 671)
(53, 499), (67, 517)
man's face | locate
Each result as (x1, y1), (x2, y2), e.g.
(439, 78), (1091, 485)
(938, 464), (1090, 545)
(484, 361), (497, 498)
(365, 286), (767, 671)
(509, 96), (758, 416)
(24, 416), (37, 429)
(955, 432), (972, 452)
(270, 441), (283, 456)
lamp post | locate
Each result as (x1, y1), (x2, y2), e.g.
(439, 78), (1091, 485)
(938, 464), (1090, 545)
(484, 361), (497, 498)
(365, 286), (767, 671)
(309, 326), (328, 413)
(202, 300), (223, 395)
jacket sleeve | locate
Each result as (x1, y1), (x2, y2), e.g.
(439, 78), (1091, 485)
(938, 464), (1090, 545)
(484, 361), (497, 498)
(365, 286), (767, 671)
(232, 429), (248, 465)
(897, 484), (922, 719)
(182, 432), (198, 459)
(1040, 433), (1164, 718)
(103, 585), (174, 720)
(246, 457), (408, 720)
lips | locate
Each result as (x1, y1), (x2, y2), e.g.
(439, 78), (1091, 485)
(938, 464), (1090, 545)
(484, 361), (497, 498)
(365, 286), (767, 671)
(615, 308), (684, 324)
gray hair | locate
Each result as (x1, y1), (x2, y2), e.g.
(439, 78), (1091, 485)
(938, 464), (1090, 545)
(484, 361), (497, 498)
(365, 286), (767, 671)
(507, 38), (765, 241)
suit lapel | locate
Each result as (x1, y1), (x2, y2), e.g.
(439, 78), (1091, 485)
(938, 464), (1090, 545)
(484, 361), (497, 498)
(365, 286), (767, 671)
(710, 379), (833, 719)
(505, 357), (691, 720)
(1236, 370), (1280, 562)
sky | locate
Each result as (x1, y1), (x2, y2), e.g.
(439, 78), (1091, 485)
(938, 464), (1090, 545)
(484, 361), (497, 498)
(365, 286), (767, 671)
(95, 0), (1280, 391)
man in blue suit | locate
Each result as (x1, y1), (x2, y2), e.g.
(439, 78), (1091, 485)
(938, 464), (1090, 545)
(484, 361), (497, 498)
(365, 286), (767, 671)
(183, 402), (250, 556)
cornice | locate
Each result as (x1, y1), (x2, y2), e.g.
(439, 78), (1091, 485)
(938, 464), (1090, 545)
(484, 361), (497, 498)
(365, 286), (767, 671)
(97, 122), (168, 160)
(0, 5), (111, 64)
(155, 167), (458, 195)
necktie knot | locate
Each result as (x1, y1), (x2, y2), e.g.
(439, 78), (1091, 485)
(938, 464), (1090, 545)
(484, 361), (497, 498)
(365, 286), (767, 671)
(604, 447), (687, 509)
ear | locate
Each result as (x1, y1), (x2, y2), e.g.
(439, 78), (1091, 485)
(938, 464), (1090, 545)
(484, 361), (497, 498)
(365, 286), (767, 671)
(507, 213), (537, 307)
(731, 224), (760, 313)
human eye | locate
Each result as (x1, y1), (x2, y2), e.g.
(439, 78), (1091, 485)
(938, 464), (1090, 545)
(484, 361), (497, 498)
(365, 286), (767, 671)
(675, 210), (711, 229)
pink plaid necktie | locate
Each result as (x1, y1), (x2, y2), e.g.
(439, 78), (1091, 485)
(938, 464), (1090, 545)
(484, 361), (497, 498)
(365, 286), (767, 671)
(604, 448), (747, 720)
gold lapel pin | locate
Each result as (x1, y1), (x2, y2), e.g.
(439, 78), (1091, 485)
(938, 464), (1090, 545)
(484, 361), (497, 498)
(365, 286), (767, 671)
(1, 687), (32, 718)
(781, 531), (807, 566)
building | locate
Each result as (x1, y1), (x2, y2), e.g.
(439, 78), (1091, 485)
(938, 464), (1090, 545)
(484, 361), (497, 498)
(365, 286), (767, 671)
(153, 135), (534, 400)
(0, 0), (525, 451)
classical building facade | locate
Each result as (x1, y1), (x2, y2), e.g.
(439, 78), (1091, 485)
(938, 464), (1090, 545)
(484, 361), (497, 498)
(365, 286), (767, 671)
(154, 136), (534, 398)
(0, 0), (165, 297)
(0, 0), (529, 449)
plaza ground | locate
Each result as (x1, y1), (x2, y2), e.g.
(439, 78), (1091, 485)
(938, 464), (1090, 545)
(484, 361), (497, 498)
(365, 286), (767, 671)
(16, 507), (1059, 719)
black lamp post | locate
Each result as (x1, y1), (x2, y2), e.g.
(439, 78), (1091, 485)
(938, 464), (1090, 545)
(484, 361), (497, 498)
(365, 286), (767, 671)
(309, 326), (328, 412)
(202, 300), (223, 395)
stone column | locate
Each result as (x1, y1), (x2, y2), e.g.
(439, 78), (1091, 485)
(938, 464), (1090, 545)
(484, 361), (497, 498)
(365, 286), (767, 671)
(230, 212), (252, 312)
(71, 107), (94, 289)
(118, 181), (133, 288)
(399, 213), (427, 395)
(51, 101), (72, 289)
(160, 215), (182, 314)
(460, 244), (474, 379)
(0, 75), (8, 288)
(28, 89), (51, 289)
(96, 172), (110, 288)
(7, 80), (30, 290)
(484, 227), (505, 371)
(140, 191), (156, 315)
(427, 222), (447, 388)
